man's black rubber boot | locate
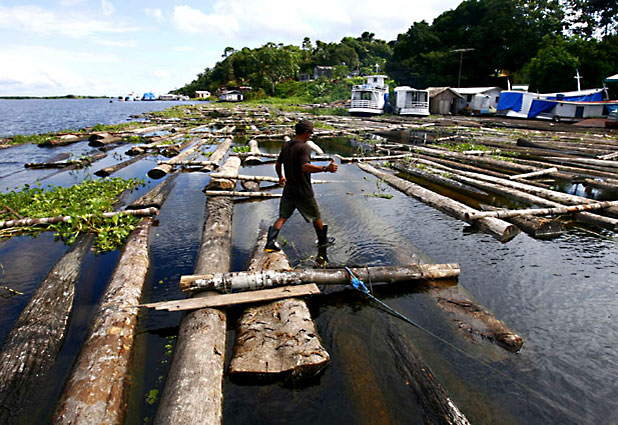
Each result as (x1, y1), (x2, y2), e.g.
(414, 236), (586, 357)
(316, 225), (335, 247)
(265, 226), (281, 252)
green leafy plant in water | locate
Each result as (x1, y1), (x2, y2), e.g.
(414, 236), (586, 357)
(145, 389), (159, 405)
(0, 178), (143, 252)
(8, 134), (53, 146)
(232, 145), (251, 153)
(122, 135), (143, 144)
(365, 178), (393, 199)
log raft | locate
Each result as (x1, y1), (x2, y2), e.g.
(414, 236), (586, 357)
(148, 137), (213, 179)
(228, 231), (330, 379)
(154, 146), (237, 425)
(357, 163), (520, 242)
(0, 234), (94, 424)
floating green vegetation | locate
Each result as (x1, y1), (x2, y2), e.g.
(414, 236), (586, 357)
(91, 122), (139, 132)
(232, 145), (251, 153)
(0, 178), (144, 253)
(122, 135), (143, 144)
(365, 178), (393, 199)
(8, 133), (53, 146)
(310, 107), (349, 116)
(145, 389), (159, 405)
(446, 142), (491, 152)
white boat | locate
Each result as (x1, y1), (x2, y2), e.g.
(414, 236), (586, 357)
(496, 88), (613, 121)
(393, 86), (429, 116)
(349, 75), (389, 115)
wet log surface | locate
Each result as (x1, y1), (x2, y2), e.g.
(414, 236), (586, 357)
(94, 153), (147, 177)
(154, 152), (236, 425)
(148, 137), (212, 179)
(127, 173), (178, 210)
(228, 231), (330, 380)
(387, 324), (471, 425)
(54, 218), (153, 425)
(0, 234), (94, 424)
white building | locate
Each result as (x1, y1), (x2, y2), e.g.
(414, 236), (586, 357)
(453, 87), (502, 114)
(195, 91), (211, 98)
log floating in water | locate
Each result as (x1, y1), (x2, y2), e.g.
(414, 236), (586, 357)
(25, 152), (106, 169)
(205, 157), (241, 190)
(54, 218), (153, 425)
(358, 163), (519, 242)
(508, 167), (558, 181)
(479, 204), (564, 239)
(180, 263), (461, 293)
(148, 137), (213, 179)
(228, 230), (330, 378)
(202, 137), (233, 172)
(0, 207), (158, 230)
(88, 132), (123, 147)
(336, 153), (414, 163)
(465, 200), (618, 221)
(387, 325), (471, 425)
(0, 234), (94, 424)
(203, 190), (281, 198)
(94, 153), (147, 177)
(127, 174), (178, 210)
(244, 139), (263, 165)
(38, 134), (88, 148)
(154, 163), (236, 425)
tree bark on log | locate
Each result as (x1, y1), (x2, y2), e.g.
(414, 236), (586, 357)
(478, 205), (564, 239)
(228, 231), (330, 379)
(386, 325), (471, 425)
(126, 133), (188, 156)
(244, 139), (262, 165)
(154, 183), (235, 425)
(357, 163), (519, 242)
(466, 200), (618, 221)
(38, 134), (88, 148)
(0, 234), (94, 424)
(206, 157), (241, 190)
(203, 190), (281, 198)
(392, 163), (488, 196)
(25, 152), (107, 169)
(127, 174), (178, 210)
(88, 133), (124, 147)
(94, 153), (147, 177)
(181, 263), (461, 293)
(148, 137), (213, 179)
(202, 138), (233, 172)
(53, 218), (153, 425)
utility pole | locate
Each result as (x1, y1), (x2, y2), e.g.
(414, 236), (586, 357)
(451, 48), (474, 89)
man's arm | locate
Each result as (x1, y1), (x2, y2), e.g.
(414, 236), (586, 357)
(275, 161), (286, 186)
(301, 159), (338, 174)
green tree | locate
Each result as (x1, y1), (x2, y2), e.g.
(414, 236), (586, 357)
(522, 35), (580, 92)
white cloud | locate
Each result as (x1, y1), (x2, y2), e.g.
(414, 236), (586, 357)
(145, 8), (165, 23)
(154, 69), (171, 78)
(172, 46), (194, 52)
(0, 4), (136, 37)
(60, 0), (87, 6)
(101, 0), (115, 16)
(170, 0), (461, 43)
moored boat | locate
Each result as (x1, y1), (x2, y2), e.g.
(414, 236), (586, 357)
(349, 75), (389, 115)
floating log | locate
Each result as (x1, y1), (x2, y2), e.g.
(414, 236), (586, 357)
(206, 157), (241, 190)
(598, 152), (618, 160)
(88, 132), (123, 147)
(25, 152), (106, 169)
(202, 137), (233, 172)
(465, 200), (618, 221)
(38, 134), (88, 148)
(203, 190), (281, 198)
(154, 188), (234, 425)
(508, 167), (558, 180)
(126, 174), (178, 210)
(0, 234), (94, 424)
(0, 207), (158, 230)
(228, 230), (330, 378)
(392, 162), (488, 197)
(126, 133), (188, 156)
(209, 173), (277, 183)
(128, 124), (174, 134)
(479, 204), (564, 239)
(94, 153), (147, 177)
(54, 218), (153, 425)
(148, 137), (212, 179)
(181, 263), (460, 293)
(387, 325), (471, 425)
(358, 163), (519, 242)
(244, 139), (262, 165)
(336, 153), (414, 163)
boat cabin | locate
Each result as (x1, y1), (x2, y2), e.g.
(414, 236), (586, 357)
(219, 90), (244, 102)
(349, 75), (389, 115)
(393, 86), (429, 116)
(454, 87), (502, 115)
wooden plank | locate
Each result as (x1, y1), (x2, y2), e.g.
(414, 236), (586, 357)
(140, 284), (320, 311)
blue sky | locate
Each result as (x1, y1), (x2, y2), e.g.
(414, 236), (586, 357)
(0, 0), (462, 97)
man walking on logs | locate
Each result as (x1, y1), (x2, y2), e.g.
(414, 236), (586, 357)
(265, 119), (338, 252)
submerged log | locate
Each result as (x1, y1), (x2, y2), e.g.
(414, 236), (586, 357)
(94, 153), (147, 177)
(387, 325), (471, 425)
(54, 218), (153, 425)
(228, 230), (330, 378)
(25, 152), (107, 169)
(88, 132), (123, 147)
(154, 196), (233, 425)
(0, 234), (94, 424)
(0, 207), (158, 230)
(38, 134), (88, 148)
(358, 163), (519, 242)
(127, 174), (178, 210)
(181, 263), (461, 293)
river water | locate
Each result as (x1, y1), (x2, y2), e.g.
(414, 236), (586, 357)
(0, 111), (617, 424)
(0, 98), (198, 137)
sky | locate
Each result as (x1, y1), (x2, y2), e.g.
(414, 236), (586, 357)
(0, 0), (463, 97)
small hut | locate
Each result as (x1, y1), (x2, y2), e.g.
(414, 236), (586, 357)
(453, 87), (502, 114)
(427, 87), (463, 115)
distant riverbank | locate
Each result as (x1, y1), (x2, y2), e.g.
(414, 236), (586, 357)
(0, 98), (198, 137)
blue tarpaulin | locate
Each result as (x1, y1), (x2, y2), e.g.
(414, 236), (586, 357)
(496, 92), (523, 112)
(527, 99), (556, 118)
(547, 92), (602, 102)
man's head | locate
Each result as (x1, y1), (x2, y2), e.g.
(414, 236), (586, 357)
(295, 119), (314, 139)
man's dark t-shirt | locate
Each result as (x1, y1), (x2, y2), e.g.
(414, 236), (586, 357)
(278, 138), (313, 200)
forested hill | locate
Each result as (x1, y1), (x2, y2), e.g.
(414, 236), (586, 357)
(175, 0), (618, 99)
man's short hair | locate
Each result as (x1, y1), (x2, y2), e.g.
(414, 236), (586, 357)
(295, 119), (314, 135)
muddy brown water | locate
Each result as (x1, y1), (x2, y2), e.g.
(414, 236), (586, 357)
(0, 135), (617, 425)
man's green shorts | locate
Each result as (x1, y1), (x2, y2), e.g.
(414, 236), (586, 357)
(279, 196), (321, 222)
